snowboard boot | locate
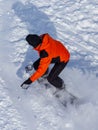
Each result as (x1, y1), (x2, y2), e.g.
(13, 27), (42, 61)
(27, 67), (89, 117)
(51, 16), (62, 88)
(58, 80), (66, 90)
(53, 81), (66, 98)
(61, 82), (66, 90)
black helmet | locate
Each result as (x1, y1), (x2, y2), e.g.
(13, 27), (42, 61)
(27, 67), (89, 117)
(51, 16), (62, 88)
(26, 34), (42, 48)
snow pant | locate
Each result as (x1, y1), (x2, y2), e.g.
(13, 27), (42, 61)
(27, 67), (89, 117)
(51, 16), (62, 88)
(33, 58), (68, 89)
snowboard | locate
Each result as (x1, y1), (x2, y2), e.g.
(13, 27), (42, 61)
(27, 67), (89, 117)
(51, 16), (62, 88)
(37, 77), (79, 107)
(24, 64), (79, 107)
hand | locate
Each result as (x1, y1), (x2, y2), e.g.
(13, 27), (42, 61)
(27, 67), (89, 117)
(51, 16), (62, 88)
(21, 78), (32, 89)
(25, 64), (33, 72)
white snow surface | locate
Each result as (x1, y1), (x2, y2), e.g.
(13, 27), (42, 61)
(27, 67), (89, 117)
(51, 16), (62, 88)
(0, 0), (98, 130)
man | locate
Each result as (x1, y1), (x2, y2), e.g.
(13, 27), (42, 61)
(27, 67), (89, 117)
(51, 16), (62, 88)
(21, 33), (70, 89)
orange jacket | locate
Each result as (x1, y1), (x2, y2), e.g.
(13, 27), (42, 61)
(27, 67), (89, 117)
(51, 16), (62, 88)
(30, 33), (70, 82)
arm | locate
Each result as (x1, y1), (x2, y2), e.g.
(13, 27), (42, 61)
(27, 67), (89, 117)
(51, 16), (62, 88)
(30, 56), (51, 82)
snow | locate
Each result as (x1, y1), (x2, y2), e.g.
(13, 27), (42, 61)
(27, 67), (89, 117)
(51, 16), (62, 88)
(0, 0), (98, 130)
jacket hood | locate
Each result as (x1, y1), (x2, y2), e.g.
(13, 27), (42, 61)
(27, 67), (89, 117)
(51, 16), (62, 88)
(34, 34), (49, 51)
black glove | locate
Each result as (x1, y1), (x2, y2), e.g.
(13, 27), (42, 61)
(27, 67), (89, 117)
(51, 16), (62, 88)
(21, 78), (32, 89)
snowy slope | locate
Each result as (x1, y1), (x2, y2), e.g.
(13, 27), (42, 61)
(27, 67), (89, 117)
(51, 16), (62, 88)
(0, 0), (98, 130)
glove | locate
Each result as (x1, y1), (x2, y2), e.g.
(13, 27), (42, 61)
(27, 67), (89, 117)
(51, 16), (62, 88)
(25, 64), (33, 72)
(21, 78), (32, 89)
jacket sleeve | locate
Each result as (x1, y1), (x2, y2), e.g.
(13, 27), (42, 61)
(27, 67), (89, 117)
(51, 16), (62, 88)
(30, 57), (51, 82)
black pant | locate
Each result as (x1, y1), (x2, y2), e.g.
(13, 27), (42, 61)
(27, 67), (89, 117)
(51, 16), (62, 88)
(33, 58), (68, 89)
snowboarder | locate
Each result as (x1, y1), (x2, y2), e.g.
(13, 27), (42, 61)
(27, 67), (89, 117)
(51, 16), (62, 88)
(21, 33), (70, 89)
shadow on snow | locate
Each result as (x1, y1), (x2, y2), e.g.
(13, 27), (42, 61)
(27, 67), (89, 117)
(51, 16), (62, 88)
(12, 1), (57, 78)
